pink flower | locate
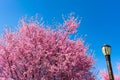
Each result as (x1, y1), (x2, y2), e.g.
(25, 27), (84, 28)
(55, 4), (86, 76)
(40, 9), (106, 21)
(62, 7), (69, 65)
(100, 64), (120, 80)
(64, 16), (80, 33)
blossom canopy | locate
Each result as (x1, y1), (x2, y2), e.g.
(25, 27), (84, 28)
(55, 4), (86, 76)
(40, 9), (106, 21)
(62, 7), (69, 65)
(0, 15), (95, 80)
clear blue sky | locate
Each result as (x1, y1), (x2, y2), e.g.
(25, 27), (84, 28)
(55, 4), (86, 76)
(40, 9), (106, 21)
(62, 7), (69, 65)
(0, 0), (120, 79)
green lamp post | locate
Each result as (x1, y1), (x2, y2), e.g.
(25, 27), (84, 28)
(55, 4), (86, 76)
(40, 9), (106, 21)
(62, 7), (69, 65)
(102, 44), (114, 80)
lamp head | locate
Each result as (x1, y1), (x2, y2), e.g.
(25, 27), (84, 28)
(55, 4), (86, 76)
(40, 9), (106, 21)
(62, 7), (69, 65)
(102, 44), (111, 56)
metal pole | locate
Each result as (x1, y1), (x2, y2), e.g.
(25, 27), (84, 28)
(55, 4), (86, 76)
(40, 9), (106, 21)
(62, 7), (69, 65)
(105, 55), (114, 80)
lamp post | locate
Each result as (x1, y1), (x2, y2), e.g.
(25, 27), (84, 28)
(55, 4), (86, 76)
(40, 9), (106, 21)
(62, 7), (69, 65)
(102, 44), (114, 80)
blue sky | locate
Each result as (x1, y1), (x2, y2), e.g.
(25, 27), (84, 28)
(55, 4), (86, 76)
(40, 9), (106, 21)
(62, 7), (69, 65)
(0, 0), (120, 79)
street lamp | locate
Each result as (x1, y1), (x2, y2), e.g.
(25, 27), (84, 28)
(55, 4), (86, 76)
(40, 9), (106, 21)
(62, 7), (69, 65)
(102, 44), (114, 80)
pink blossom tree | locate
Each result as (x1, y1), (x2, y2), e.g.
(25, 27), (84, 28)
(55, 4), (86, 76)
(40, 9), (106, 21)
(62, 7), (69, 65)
(100, 64), (120, 80)
(0, 15), (95, 80)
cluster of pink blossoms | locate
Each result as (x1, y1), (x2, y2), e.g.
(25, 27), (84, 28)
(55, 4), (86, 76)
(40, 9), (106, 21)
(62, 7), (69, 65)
(100, 64), (120, 80)
(0, 16), (95, 80)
